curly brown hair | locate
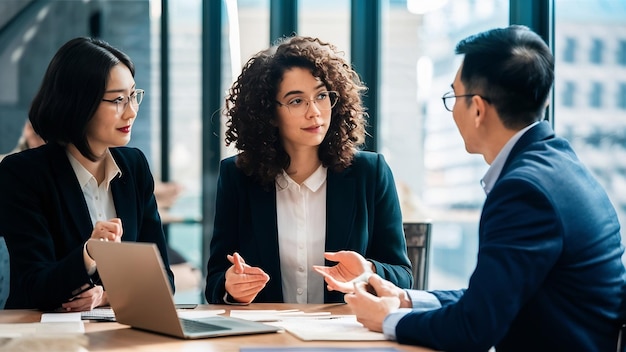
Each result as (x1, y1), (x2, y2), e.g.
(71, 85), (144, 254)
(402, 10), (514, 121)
(223, 36), (367, 187)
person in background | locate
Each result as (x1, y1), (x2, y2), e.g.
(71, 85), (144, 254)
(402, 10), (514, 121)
(204, 35), (412, 305)
(0, 120), (45, 160)
(0, 37), (174, 311)
(343, 25), (626, 351)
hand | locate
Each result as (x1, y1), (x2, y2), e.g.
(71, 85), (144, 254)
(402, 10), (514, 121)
(224, 252), (270, 304)
(363, 274), (412, 308)
(344, 275), (403, 332)
(312, 251), (374, 293)
(60, 286), (107, 312)
(90, 218), (123, 242)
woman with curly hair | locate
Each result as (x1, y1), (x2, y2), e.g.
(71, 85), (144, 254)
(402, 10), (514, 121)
(204, 36), (413, 304)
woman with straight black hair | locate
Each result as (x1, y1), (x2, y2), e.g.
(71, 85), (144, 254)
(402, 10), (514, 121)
(0, 37), (173, 311)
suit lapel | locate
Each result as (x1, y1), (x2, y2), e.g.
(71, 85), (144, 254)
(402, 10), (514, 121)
(47, 144), (93, 241)
(325, 169), (356, 251)
(249, 183), (281, 280)
(109, 150), (137, 238)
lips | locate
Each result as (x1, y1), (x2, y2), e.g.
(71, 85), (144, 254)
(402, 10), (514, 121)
(118, 126), (131, 133)
(303, 125), (323, 132)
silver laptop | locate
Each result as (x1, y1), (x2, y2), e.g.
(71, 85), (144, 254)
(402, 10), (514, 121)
(86, 239), (280, 339)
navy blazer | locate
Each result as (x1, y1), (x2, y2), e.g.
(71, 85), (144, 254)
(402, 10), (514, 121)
(205, 151), (413, 303)
(0, 143), (173, 310)
(395, 121), (626, 351)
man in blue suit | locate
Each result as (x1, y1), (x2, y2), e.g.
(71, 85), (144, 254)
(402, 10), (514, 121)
(344, 25), (626, 351)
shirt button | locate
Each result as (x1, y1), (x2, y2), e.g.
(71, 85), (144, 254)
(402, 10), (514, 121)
(297, 288), (303, 295)
(298, 266), (304, 272)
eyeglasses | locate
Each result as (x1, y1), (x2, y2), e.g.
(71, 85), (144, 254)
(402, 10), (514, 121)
(101, 89), (145, 114)
(276, 91), (338, 116)
(441, 91), (491, 112)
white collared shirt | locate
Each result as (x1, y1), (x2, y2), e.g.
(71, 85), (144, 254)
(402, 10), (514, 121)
(275, 165), (327, 304)
(67, 149), (121, 274)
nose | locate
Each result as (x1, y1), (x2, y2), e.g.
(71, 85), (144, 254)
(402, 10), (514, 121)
(122, 102), (138, 119)
(305, 100), (321, 117)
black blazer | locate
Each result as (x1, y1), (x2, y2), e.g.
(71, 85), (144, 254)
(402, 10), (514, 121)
(205, 151), (413, 303)
(0, 143), (173, 310)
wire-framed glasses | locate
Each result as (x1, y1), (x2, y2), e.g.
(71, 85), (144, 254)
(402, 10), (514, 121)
(101, 89), (145, 114)
(441, 91), (491, 112)
(276, 91), (339, 116)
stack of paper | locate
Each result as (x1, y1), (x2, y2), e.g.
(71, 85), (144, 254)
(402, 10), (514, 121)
(230, 309), (335, 322)
(229, 309), (385, 341)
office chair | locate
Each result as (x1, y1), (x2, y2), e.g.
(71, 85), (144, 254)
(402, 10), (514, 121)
(0, 237), (9, 309)
(402, 222), (432, 290)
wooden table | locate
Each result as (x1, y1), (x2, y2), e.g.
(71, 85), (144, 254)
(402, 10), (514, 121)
(0, 303), (436, 351)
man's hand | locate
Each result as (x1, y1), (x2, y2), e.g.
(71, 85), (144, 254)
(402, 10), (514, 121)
(224, 252), (270, 304)
(344, 274), (405, 332)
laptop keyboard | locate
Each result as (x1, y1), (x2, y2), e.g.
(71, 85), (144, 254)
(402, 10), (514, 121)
(180, 318), (230, 333)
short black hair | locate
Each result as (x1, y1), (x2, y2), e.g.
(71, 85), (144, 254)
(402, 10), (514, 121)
(456, 25), (554, 129)
(29, 37), (134, 161)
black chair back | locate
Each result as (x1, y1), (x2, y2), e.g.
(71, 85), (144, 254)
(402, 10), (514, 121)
(402, 222), (432, 290)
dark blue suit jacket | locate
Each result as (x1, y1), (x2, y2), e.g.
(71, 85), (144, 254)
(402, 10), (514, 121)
(395, 121), (626, 351)
(205, 151), (413, 303)
(0, 143), (173, 310)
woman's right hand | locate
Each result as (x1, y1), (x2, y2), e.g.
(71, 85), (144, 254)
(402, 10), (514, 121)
(60, 285), (107, 312)
(90, 218), (123, 242)
(224, 252), (270, 304)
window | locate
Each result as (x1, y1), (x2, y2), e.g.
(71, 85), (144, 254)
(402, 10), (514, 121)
(589, 82), (603, 108)
(554, 2), (626, 266)
(590, 38), (603, 64)
(619, 82), (626, 110)
(380, 0), (509, 289)
(618, 40), (626, 66)
(562, 81), (576, 107)
(563, 37), (576, 63)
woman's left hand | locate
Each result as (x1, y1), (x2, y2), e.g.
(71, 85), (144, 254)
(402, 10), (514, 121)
(312, 251), (375, 293)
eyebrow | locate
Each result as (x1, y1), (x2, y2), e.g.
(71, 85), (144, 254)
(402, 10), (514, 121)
(281, 82), (326, 100)
(104, 84), (137, 94)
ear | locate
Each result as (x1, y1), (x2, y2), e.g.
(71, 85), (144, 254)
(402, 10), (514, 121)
(472, 95), (488, 128)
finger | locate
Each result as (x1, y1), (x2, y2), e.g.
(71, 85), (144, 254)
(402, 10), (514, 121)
(62, 297), (90, 312)
(233, 253), (246, 274)
(367, 274), (385, 290)
(239, 266), (269, 278)
(109, 218), (123, 238)
(323, 252), (340, 262)
(312, 265), (331, 277)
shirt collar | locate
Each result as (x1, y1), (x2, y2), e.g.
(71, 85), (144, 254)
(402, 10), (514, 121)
(276, 164), (328, 192)
(67, 148), (122, 191)
(481, 121), (539, 195)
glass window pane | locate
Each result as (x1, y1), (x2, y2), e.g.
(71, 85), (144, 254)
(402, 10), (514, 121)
(554, 0), (626, 265)
(298, 0), (351, 60)
(380, 0), (509, 289)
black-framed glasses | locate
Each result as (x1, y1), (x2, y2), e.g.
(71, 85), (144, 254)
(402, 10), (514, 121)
(276, 91), (339, 116)
(101, 89), (145, 114)
(441, 91), (491, 112)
